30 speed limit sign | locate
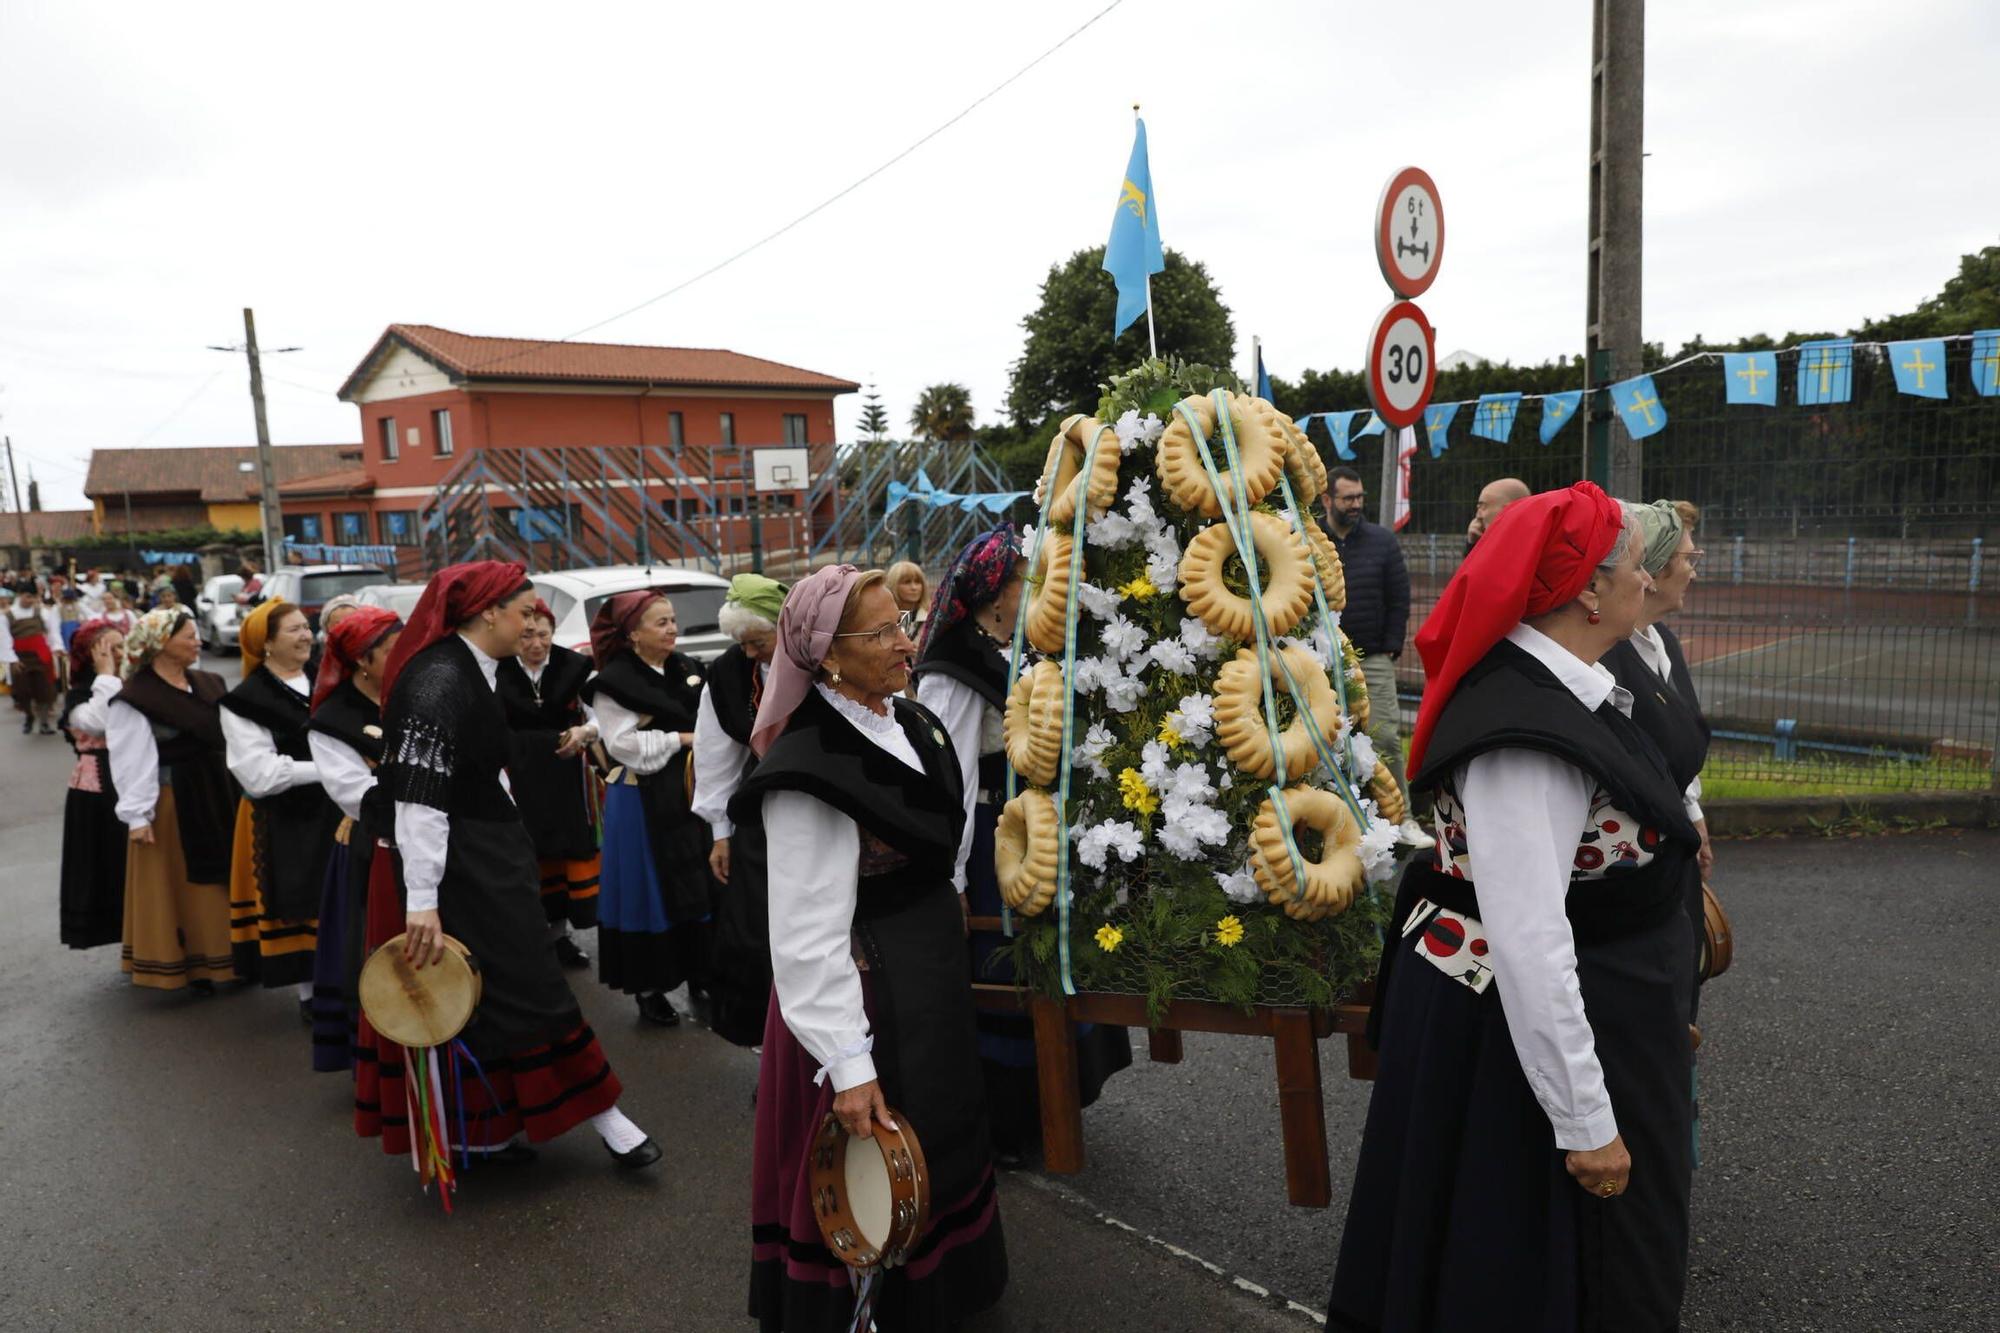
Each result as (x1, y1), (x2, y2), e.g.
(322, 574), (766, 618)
(1365, 300), (1437, 429)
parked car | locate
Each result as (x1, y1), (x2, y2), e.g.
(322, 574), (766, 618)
(197, 574), (243, 653)
(252, 564), (388, 630)
(529, 564), (731, 663)
(354, 582), (428, 622)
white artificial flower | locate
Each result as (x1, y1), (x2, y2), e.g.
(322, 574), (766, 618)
(1075, 722), (1115, 779)
(1113, 410), (1145, 454)
(1104, 821), (1145, 863)
(1101, 615), (1148, 662)
(1147, 637), (1197, 676)
(1359, 803), (1401, 884)
(1179, 617), (1223, 660)
(1348, 730), (1380, 778)
(1101, 671), (1145, 713)
(1139, 739), (1173, 787)
(1076, 821), (1113, 870)
(1167, 760), (1216, 806)
(1145, 546), (1181, 596)
(1086, 512), (1141, 550)
(1123, 475), (1160, 526)
(1075, 581), (1124, 620)
(1216, 866), (1262, 905)
(1158, 795), (1230, 859)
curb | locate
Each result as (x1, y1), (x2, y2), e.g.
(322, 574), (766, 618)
(1707, 790), (2000, 836)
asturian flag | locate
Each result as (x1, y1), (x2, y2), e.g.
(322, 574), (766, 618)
(1103, 119), (1166, 337)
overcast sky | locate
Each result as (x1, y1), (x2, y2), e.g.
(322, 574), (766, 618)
(3, 0), (1995, 510)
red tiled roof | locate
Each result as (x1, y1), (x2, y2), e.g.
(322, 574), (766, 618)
(338, 323), (860, 400)
(278, 467), (374, 498)
(83, 445), (364, 502)
(3, 509), (94, 546)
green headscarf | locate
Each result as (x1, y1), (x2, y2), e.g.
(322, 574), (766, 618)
(1631, 499), (1684, 575)
(725, 573), (787, 623)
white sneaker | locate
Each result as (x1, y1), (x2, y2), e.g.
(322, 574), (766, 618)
(1397, 818), (1436, 850)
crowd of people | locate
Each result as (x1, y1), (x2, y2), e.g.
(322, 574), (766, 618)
(27, 476), (1718, 1331)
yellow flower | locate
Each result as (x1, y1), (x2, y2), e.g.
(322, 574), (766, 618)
(1214, 915), (1245, 948)
(1094, 924), (1124, 952)
(1157, 717), (1184, 748)
(1117, 767), (1158, 815)
(1117, 572), (1158, 601)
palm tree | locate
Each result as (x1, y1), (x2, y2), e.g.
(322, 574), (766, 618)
(908, 383), (974, 443)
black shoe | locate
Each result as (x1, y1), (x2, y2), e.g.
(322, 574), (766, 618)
(298, 998), (314, 1026)
(606, 1136), (662, 1170)
(39, 725), (56, 736)
(485, 1141), (539, 1166)
(553, 936), (590, 970)
(20, 717), (30, 735)
(188, 979), (216, 998)
(636, 993), (680, 1028)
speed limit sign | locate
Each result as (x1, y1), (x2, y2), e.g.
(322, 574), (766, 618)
(1365, 300), (1437, 429)
(1375, 166), (1444, 298)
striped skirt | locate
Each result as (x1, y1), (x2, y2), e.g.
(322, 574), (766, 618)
(120, 786), (235, 989)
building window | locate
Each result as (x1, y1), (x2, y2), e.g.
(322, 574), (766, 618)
(513, 504), (571, 541)
(668, 412), (685, 449)
(283, 513), (325, 544)
(719, 412), (735, 447)
(335, 512), (367, 544)
(783, 413), (808, 445)
(433, 409), (454, 457)
(378, 416), (399, 462)
(378, 511), (418, 546)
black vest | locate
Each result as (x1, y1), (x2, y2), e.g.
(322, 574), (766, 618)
(220, 667), (324, 822)
(376, 636), (518, 824)
(495, 646), (592, 732)
(910, 621), (1011, 793)
(580, 649), (706, 735)
(704, 643), (759, 748)
(1602, 627), (1711, 794)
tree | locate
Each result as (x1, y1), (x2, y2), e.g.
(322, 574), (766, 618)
(27, 476), (41, 511)
(857, 382), (890, 441)
(909, 383), (974, 443)
(1005, 245), (1235, 429)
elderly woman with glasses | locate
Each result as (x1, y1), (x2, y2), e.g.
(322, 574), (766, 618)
(734, 564), (1007, 1333)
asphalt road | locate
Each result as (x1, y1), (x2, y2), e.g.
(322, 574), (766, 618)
(2, 674), (1994, 1330)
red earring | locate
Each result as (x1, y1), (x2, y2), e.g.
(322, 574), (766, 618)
(1587, 608), (1601, 624)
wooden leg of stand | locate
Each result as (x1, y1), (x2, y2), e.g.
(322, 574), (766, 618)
(1345, 1031), (1379, 1081)
(1032, 994), (1085, 1175)
(1147, 1028), (1184, 1064)
(1272, 1009), (1331, 1207)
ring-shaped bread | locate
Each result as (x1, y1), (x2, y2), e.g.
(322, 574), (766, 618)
(1248, 786), (1365, 921)
(1299, 511), (1348, 612)
(994, 789), (1061, 916)
(1212, 645), (1344, 782)
(1003, 660), (1066, 788)
(1343, 644), (1371, 733)
(1155, 390), (1289, 518)
(1025, 531), (1076, 655)
(1041, 415), (1122, 527)
(1270, 406), (1327, 507)
(1178, 511), (1315, 642)
(1368, 759), (1408, 826)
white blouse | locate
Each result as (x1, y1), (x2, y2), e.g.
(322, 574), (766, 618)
(220, 672), (321, 799)
(67, 673), (122, 736)
(1628, 625), (1706, 822)
(913, 671), (988, 893)
(596, 660), (687, 776)
(690, 661), (764, 841)
(309, 729), (376, 823)
(107, 674), (183, 830)
(765, 685), (924, 1092)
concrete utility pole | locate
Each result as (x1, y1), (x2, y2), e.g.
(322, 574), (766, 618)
(4, 436), (28, 551)
(1584, 0), (1645, 498)
(210, 310), (297, 578)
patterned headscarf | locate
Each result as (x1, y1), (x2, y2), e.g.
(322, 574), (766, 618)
(917, 524), (1021, 658)
(237, 598), (297, 677)
(122, 607), (194, 677)
(749, 564), (867, 756)
(1631, 499), (1685, 576)
(725, 574), (787, 624)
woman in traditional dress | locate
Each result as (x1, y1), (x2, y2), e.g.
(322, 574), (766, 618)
(363, 561), (655, 1168)
(106, 607), (239, 993)
(910, 526), (1131, 1164)
(97, 587), (136, 637)
(1328, 483), (1701, 1332)
(580, 591), (711, 1028)
(495, 599), (599, 969)
(736, 565), (1007, 1333)
(9, 582), (62, 735)
(691, 573), (786, 1047)
(220, 600), (339, 1015)
(58, 619), (129, 950)
(303, 605), (401, 1073)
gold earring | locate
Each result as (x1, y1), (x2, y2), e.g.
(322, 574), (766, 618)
(828, 667), (843, 685)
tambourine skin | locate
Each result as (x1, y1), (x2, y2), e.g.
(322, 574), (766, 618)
(809, 1109), (931, 1272)
(358, 933), (481, 1048)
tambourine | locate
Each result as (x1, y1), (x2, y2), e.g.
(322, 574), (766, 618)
(359, 932), (481, 1048)
(1697, 881), (1733, 982)
(809, 1109), (930, 1272)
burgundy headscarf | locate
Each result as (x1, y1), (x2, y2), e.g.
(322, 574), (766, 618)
(379, 560), (529, 703)
(749, 564), (868, 756)
(587, 589), (670, 664)
(312, 605), (402, 709)
(1407, 482), (1626, 779)
(67, 618), (118, 680)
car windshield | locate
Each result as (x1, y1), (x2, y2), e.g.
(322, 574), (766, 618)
(300, 571), (385, 603)
(581, 586), (726, 636)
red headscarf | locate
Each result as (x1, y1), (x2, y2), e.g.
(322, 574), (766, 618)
(528, 598), (557, 627)
(587, 589), (668, 664)
(1406, 482), (1626, 779)
(312, 605), (403, 709)
(67, 618), (118, 680)
(379, 561), (529, 703)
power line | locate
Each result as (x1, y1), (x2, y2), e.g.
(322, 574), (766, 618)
(465, 0), (1131, 373)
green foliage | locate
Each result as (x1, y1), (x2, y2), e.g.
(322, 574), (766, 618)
(909, 383), (975, 443)
(85, 525), (259, 550)
(857, 383), (890, 441)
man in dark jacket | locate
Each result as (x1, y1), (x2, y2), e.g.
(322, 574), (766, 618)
(1325, 466), (1432, 848)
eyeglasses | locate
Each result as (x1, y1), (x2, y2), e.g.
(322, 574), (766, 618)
(832, 610), (918, 647)
(1682, 548), (1706, 572)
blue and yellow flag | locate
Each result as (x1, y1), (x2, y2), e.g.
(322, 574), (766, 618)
(1326, 410), (1385, 461)
(1796, 338), (1853, 406)
(1612, 374), (1668, 440)
(1471, 393), (1521, 443)
(1103, 119), (1166, 337)
(1539, 390), (1582, 444)
(1974, 330), (2000, 397)
(1887, 339), (1948, 399)
(1423, 402), (1459, 457)
(1723, 352), (1778, 405)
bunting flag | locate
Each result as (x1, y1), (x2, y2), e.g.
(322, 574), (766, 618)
(1539, 390), (1582, 444)
(1612, 374), (1669, 439)
(1423, 402), (1458, 457)
(1969, 329), (1999, 397)
(1324, 409), (1384, 461)
(1103, 119), (1165, 337)
(1470, 392), (1521, 443)
(1796, 338), (1854, 406)
(1391, 426), (1417, 531)
(885, 467), (1029, 515)
(1724, 351), (1778, 405)
(1887, 338), (1948, 399)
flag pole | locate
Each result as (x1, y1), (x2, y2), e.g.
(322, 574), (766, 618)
(1136, 103), (1157, 359)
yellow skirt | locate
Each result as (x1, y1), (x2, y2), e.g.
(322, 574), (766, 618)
(226, 797), (319, 987)
(121, 786), (235, 989)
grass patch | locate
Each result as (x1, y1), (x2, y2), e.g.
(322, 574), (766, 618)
(1704, 756), (1991, 799)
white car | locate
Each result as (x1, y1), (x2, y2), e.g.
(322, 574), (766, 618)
(197, 574), (243, 652)
(354, 582), (428, 621)
(529, 564), (732, 663)
(253, 564), (389, 630)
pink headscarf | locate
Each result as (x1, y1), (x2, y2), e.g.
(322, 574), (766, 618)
(749, 563), (867, 756)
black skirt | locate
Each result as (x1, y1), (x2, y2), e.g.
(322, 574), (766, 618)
(60, 779), (127, 949)
(1328, 909), (1696, 1333)
(704, 813), (772, 1048)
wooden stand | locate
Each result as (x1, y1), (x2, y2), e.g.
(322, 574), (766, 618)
(971, 979), (1374, 1208)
